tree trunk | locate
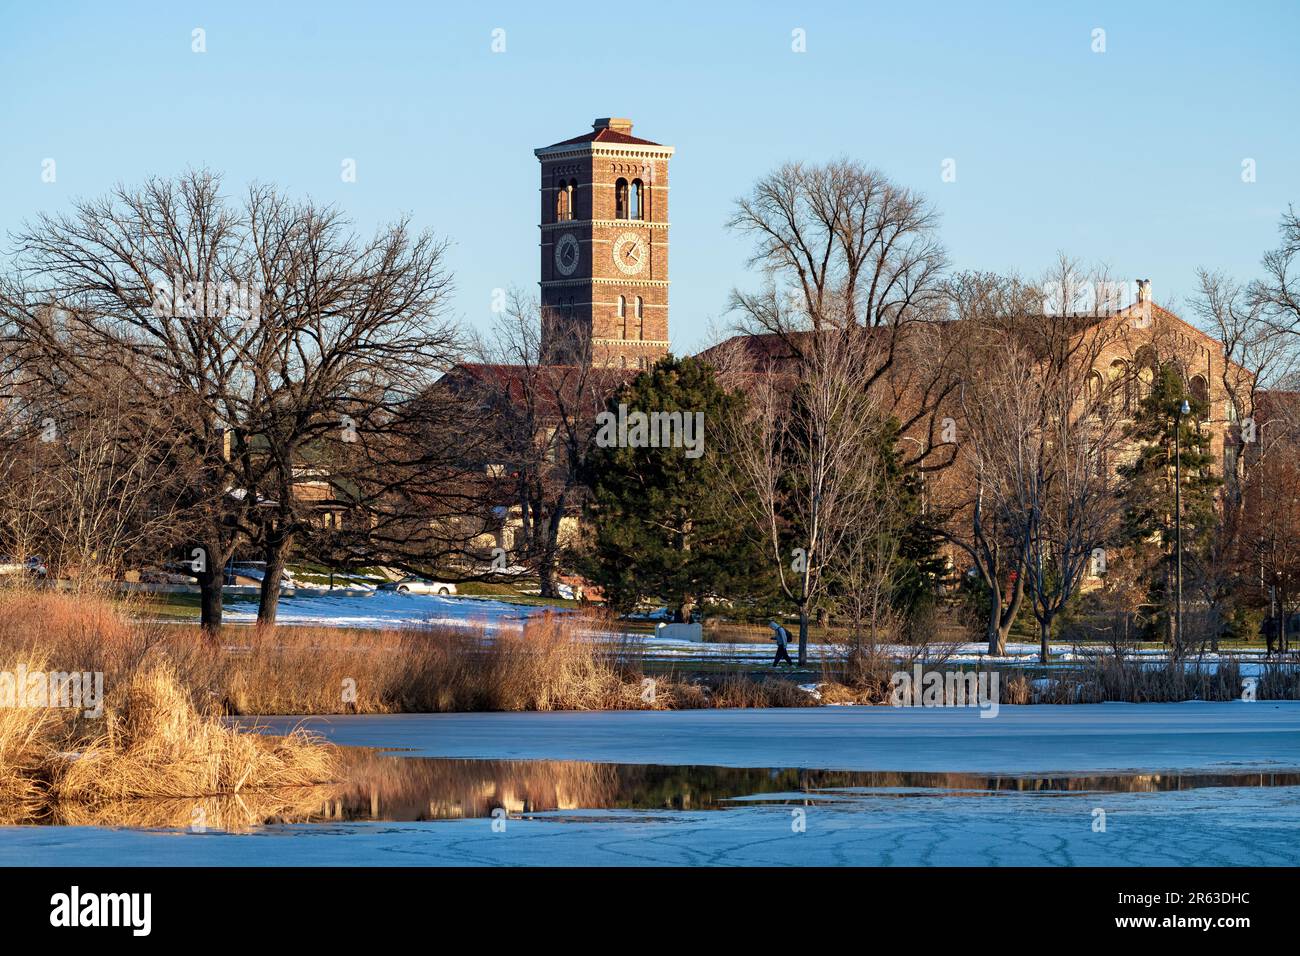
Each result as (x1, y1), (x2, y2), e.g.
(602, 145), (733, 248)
(985, 570), (1024, 656)
(539, 551), (559, 599)
(984, 599), (1000, 655)
(196, 541), (227, 638)
(1039, 617), (1051, 664)
(257, 531), (291, 625)
(538, 494), (566, 599)
(797, 605), (809, 666)
(1282, 593), (1290, 655)
(198, 574), (223, 636)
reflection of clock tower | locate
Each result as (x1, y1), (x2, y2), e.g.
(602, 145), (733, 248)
(535, 118), (673, 367)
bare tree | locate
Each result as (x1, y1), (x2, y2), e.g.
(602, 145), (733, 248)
(936, 273), (1039, 654)
(829, 454), (907, 653)
(463, 291), (621, 598)
(1254, 205), (1300, 334)
(939, 262), (1128, 660)
(0, 326), (193, 584)
(726, 159), (956, 471)
(1, 170), (460, 629)
(1244, 448), (1300, 655)
(721, 326), (886, 664)
(226, 186), (463, 623)
(1191, 268), (1300, 649)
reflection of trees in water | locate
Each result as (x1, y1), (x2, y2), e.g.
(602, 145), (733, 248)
(284, 756), (1300, 822)
(47, 788), (339, 831)
(27, 759), (1300, 829)
(297, 752), (623, 822)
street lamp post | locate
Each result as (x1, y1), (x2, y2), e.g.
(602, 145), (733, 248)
(1174, 398), (1190, 653)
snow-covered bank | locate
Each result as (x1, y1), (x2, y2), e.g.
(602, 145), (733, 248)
(245, 701), (1300, 775)
(220, 591), (546, 630)
(171, 593), (1287, 674)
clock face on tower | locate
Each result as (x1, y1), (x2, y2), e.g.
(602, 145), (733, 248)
(612, 231), (647, 275)
(554, 233), (580, 276)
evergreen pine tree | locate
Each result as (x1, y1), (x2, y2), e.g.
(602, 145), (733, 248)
(1116, 363), (1220, 643)
(582, 356), (767, 620)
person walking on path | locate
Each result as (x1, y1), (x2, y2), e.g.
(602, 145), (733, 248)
(769, 620), (794, 667)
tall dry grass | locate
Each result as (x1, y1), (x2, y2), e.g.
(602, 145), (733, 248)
(225, 614), (653, 713)
(51, 662), (333, 804)
(1000, 652), (1300, 704)
(0, 590), (812, 718)
(0, 587), (335, 823)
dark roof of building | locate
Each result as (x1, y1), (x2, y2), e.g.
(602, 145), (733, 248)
(438, 362), (634, 417)
(696, 328), (894, 372)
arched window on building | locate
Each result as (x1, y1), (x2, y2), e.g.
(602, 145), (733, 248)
(629, 179), (643, 220)
(615, 178), (629, 219)
(634, 296), (644, 339)
(1086, 369), (1105, 418)
(1189, 374), (1209, 419)
(1109, 359), (1131, 415)
(1134, 346), (1158, 403)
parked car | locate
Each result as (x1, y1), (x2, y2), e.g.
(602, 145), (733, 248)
(0, 556), (47, 580)
(379, 576), (457, 596)
(139, 566), (198, 585)
(226, 562), (296, 588)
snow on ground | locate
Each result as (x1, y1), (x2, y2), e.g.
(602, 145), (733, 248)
(220, 591), (548, 630)
(243, 701), (1300, 775)
(208, 593), (1284, 670)
(195, 592), (1285, 674)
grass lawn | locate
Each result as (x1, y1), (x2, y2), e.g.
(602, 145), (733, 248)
(128, 591), (202, 621)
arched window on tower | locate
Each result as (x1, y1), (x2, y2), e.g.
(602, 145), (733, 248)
(629, 179), (643, 220)
(556, 179), (572, 222)
(634, 296), (644, 339)
(615, 178), (629, 219)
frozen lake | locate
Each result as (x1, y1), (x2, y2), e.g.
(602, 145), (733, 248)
(245, 701), (1300, 774)
(3, 703), (1299, 866)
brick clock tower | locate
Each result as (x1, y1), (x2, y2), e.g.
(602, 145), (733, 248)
(535, 118), (673, 368)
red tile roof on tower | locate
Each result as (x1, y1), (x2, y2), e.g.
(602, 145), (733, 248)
(544, 128), (662, 148)
(541, 118), (662, 149)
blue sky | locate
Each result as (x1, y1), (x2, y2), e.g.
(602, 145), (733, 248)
(2, 0), (1297, 352)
